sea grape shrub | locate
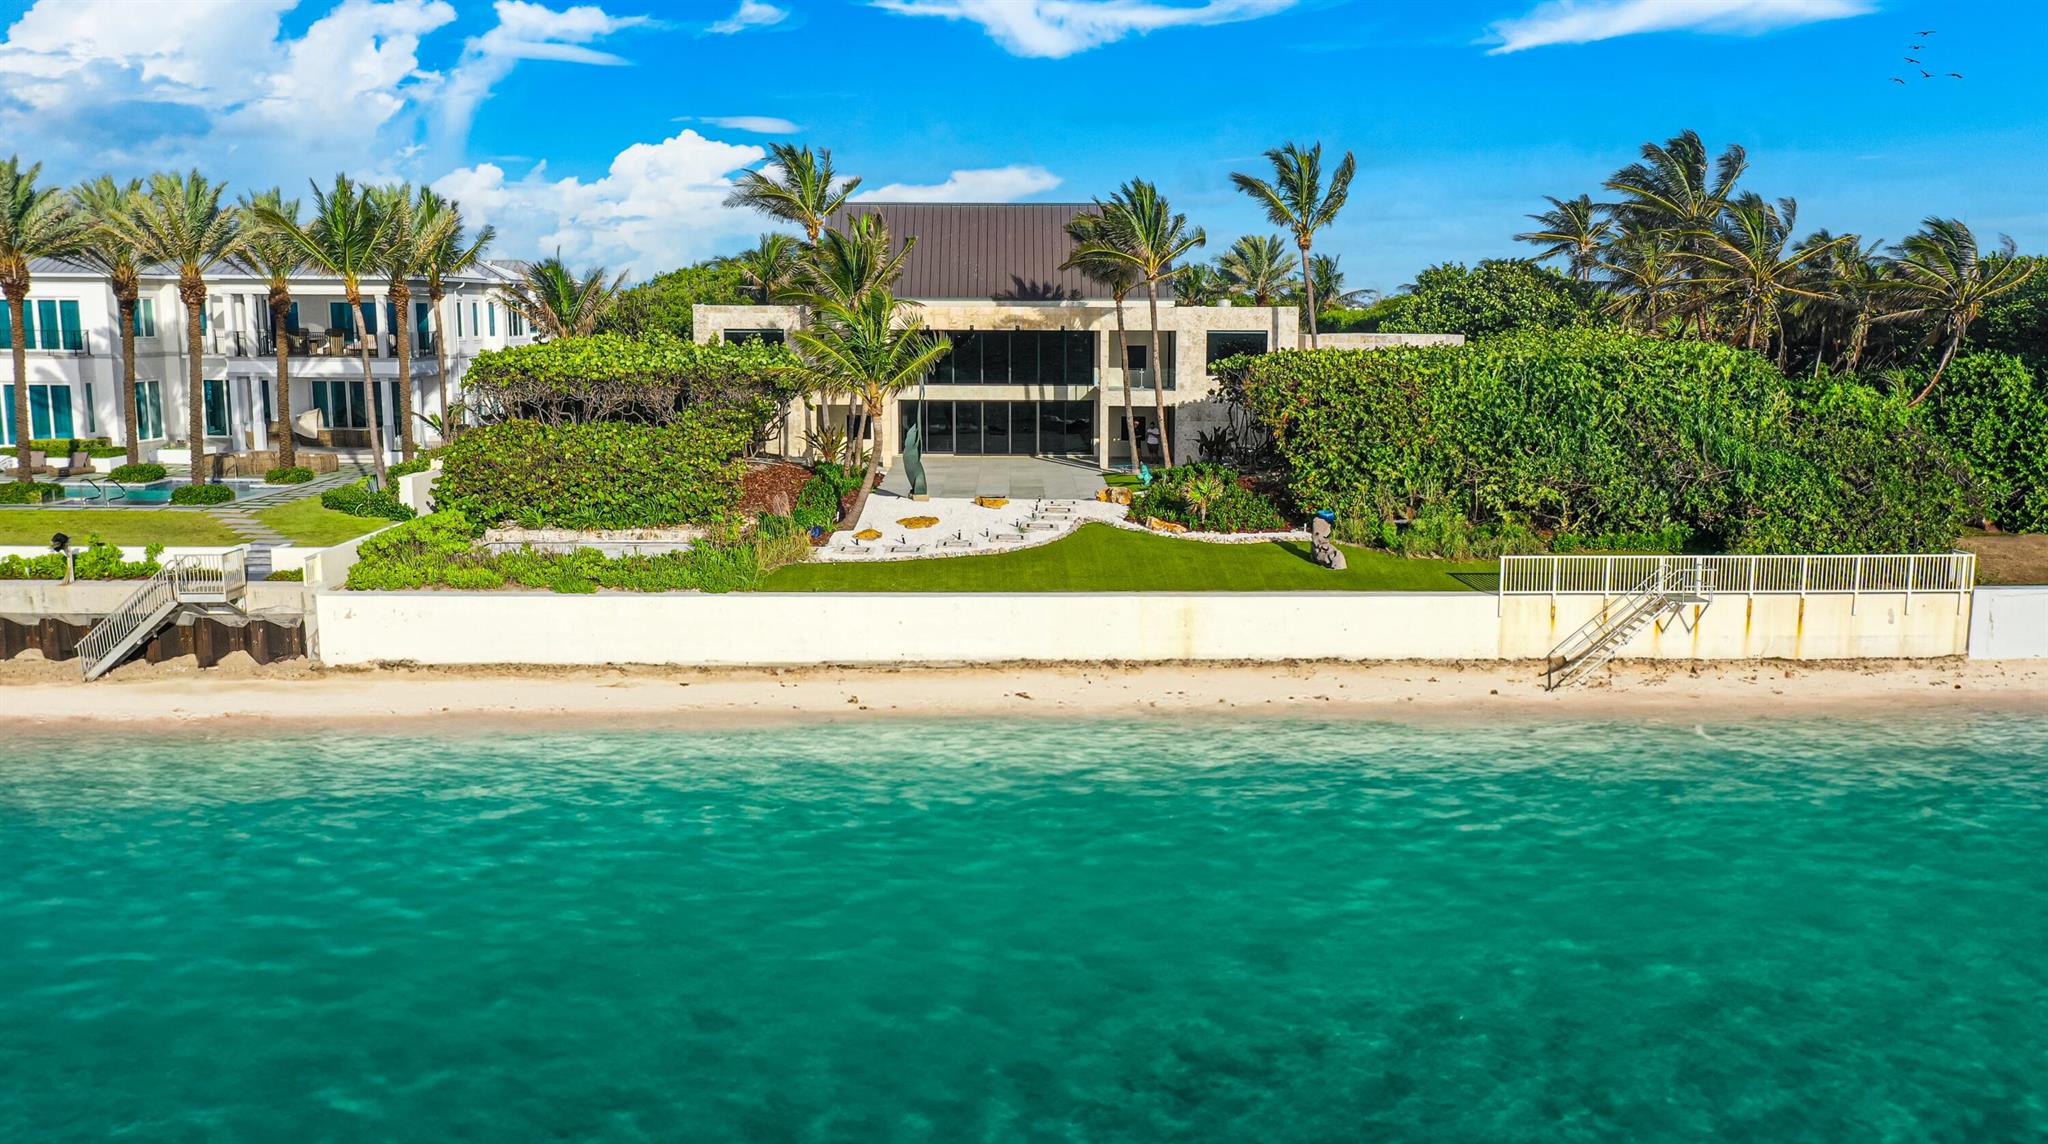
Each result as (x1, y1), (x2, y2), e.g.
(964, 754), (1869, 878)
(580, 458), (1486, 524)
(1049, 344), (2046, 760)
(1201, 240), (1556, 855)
(436, 414), (758, 530)
(386, 459), (431, 480)
(1918, 352), (2048, 534)
(170, 484), (235, 505)
(1236, 329), (1970, 555)
(109, 462), (167, 482)
(1376, 259), (1605, 340)
(1127, 464), (1288, 533)
(265, 466), (316, 484)
(791, 462), (865, 531)
(461, 333), (802, 423)
(321, 481), (415, 522)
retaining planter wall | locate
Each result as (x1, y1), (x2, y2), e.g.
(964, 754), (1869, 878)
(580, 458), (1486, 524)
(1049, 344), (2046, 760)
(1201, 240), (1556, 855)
(1968, 587), (2048, 659)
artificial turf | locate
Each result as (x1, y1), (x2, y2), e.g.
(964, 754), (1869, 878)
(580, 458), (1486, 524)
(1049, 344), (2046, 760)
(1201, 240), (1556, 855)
(255, 497), (391, 547)
(760, 523), (1495, 593)
(0, 508), (241, 547)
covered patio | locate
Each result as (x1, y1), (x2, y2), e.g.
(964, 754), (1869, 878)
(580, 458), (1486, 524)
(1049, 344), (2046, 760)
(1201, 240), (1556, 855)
(876, 455), (1107, 500)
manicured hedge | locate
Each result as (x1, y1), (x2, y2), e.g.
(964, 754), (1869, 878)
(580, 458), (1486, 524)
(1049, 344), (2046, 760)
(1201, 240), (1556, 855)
(0, 482), (63, 504)
(171, 483), (235, 505)
(1234, 329), (1968, 555)
(1, 539), (162, 580)
(386, 458), (431, 480)
(321, 480), (415, 521)
(436, 411), (761, 530)
(265, 466), (316, 484)
(3, 437), (125, 459)
(462, 333), (802, 423)
(109, 462), (167, 483)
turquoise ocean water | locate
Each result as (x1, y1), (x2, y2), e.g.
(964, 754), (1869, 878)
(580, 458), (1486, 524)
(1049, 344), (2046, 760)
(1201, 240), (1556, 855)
(3, 717), (2045, 1142)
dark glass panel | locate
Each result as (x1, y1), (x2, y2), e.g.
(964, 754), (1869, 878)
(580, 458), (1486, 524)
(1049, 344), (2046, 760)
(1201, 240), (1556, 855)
(1010, 330), (1040, 384)
(1205, 330), (1268, 365)
(1065, 332), (1095, 384)
(951, 331), (980, 383)
(955, 400), (984, 454)
(984, 401), (1011, 454)
(1010, 401), (1037, 454)
(924, 399), (955, 452)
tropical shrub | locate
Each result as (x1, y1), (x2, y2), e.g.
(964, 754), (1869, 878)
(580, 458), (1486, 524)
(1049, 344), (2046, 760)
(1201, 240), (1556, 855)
(0, 539), (162, 580)
(596, 261), (751, 341)
(791, 461), (864, 531)
(0, 482), (63, 504)
(462, 333), (802, 423)
(1377, 259), (1603, 340)
(386, 458), (431, 480)
(321, 480), (416, 521)
(170, 483), (234, 505)
(1919, 352), (2048, 533)
(3, 437), (126, 459)
(1236, 329), (1968, 554)
(109, 462), (167, 483)
(265, 568), (305, 582)
(437, 413), (758, 530)
(1127, 463), (1289, 533)
(265, 466), (316, 484)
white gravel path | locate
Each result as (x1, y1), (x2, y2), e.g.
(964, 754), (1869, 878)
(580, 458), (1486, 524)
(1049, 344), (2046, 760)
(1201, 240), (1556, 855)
(817, 495), (1305, 562)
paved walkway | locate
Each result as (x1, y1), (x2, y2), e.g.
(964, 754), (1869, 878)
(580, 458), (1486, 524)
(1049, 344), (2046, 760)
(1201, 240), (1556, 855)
(196, 465), (367, 579)
(878, 456), (1106, 500)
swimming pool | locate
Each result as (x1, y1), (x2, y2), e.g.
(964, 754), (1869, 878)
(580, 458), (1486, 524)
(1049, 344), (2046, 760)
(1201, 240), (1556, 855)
(60, 477), (276, 504)
(3, 716), (2044, 1140)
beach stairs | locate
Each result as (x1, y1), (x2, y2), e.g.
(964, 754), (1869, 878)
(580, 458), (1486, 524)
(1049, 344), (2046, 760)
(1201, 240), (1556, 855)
(1544, 565), (1715, 691)
(78, 551), (249, 681)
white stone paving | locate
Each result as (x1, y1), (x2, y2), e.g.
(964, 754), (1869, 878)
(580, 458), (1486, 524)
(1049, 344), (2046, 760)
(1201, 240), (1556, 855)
(817, 494), (1306, 562)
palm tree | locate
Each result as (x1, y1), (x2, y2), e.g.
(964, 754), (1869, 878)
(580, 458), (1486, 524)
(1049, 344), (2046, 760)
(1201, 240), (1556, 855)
(369, 183), (429, 460)
(790, 289), (949, 527)
(1887, 217), (2038, 405)
(1070, 180), (1205, 467)
(70, 176), (146, 464)
(1219, 234), (1295, 350)
(1598, 230), (1685, 333)
(116, 171), (241, 485)
(1308, 253), (1374, 310)
(497, 254), (626, 341)
(1230, 140), (1355, 347)
(1061, 210), (1143, 470)
(735, 233), (802, 303)
(255, 175), (392, 486)
(1683, 194), (1842, 357)
(1, 158), (86, 480)
(414, 189), (493, 443)
(233, 188), (311, 468)
(1174, 263), (1225, 307)
(1514, 194), (1613, 282)
(1605, 131), (1746, 337)
(792, 214), (916, 461)
(724, 143), (862, 243)
(1818, 234), (1899, 373)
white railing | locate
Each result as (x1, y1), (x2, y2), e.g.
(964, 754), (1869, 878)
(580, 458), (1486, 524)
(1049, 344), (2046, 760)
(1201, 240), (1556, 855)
(76, 549), (249, 680)
(1500, 553), (1975, 611)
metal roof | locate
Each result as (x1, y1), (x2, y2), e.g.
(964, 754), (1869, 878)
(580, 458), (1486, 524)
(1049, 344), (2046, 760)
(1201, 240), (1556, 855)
(823, 202), (1109, 301)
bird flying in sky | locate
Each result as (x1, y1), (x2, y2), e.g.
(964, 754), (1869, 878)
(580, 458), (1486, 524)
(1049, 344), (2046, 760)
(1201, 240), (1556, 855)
(1948, 72), (1964, 79)
(1906, 56), (1920, 63)
(1916, 29), (1936, 36)
(1890, 77), (1906, 84)
(1920, 70), (1932, 78)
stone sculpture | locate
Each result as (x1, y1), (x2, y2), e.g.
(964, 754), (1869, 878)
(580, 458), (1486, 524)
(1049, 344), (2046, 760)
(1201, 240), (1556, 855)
(1309, 516), (1346, 571)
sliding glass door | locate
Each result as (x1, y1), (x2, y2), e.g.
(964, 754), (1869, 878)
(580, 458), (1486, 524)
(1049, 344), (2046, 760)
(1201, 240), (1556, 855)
(899, 400), (1096, 456)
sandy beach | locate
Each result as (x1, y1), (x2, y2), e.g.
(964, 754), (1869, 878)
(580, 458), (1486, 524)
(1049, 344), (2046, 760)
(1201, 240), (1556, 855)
(3, 654), (2043, 730)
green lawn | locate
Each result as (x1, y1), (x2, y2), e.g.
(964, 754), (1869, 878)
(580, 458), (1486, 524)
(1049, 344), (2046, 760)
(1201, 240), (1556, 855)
(0, 508), (240, 547)
(255, 497), (390, 547)
(762, 523), (1495, 592)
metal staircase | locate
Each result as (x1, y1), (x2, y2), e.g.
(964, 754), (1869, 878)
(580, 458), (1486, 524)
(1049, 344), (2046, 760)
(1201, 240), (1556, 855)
(78, 551), (247, 681)
(1544, 565), (1714, 691)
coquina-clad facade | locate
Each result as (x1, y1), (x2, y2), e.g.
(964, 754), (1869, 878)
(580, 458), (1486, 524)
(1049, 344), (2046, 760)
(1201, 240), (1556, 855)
(3, 258), (537, 460)
(694, 203), (1461, 470)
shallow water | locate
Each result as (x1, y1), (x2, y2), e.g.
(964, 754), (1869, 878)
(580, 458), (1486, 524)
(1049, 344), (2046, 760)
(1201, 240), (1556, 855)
(4, 717), (2046, 1142)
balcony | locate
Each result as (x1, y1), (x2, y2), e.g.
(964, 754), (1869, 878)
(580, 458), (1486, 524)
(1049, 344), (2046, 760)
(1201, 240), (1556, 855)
(212, 329), (439, 360)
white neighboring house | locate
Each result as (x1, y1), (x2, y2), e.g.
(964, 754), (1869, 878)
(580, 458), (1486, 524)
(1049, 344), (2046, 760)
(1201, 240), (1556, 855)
(3, 258), (538, 463)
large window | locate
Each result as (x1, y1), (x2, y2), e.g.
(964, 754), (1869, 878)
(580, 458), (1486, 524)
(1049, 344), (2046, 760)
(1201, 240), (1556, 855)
(202, 379), (230, 438)
(1121, 333), (1177, 389)
(2, 383), (75, 443)
(133, 380), (165, 440)
(415, 301), (433, 351)
(0, 299), (82, 351)
(133, 298), (157, 338)
(723, 328), (787, 346)
(328, 301), (377, 337)
(932, 330), (1097, 385)
(313, 379), (394, 430)
(899, 399), (1095, 456)
(1205, 330), (1268, 366)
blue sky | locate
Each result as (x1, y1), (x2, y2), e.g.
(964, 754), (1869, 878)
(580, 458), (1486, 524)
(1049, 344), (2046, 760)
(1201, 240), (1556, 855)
(1, 0), (2041, 293)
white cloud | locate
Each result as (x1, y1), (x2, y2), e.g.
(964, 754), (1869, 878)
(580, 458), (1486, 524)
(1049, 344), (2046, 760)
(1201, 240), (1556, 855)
(434, 1), (649, 167)
(693, 115), (801, 133)
(870, 0), (1294, 57)
(434, 130), (770, 274)
(854, 164), (1062, 202)
(1487, 0), (1873, 54)
(708, 0), (789, 34)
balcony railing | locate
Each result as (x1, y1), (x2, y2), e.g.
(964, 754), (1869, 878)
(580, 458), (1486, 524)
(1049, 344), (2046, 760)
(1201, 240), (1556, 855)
(2, 332), (91, 357)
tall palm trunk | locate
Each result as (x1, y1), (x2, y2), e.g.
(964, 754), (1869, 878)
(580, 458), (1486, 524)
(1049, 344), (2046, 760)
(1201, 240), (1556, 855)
(181, 278), (209, 484)
(6, 293), (27, 482)
(1111, 293), (1137, 470)
(1909, 325), (1963, 407)
(429, 288), (452, 442)
(1297, 242), (1319, 349)
(116, 292), (141, 465)
(270, 292), (295, 468)
(391, 282), (415, 460)
(1144, 281), (1174, 468)
(841, 396), (885, 528)
(350, 289), (390, 486)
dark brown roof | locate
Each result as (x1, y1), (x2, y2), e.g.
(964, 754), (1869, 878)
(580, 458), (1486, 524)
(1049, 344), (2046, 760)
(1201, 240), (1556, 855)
(822, 202), (1105, 301)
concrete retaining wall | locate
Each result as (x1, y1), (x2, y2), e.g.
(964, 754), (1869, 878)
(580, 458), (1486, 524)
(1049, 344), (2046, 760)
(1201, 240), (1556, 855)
(0, 579), (307, 618)
(311, 589), (1976, 668)
(1968, 587), (2048, 659)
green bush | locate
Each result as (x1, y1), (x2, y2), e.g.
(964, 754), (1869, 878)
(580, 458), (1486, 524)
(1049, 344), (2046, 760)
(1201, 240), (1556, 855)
(1237, 329), (1968, 555)
(437, 414), (759, 530)
(0, 539), (162, 580)
(342, 509), (803, 594)
(791, 462), (863, 531)
(171, 483), (235, 505)
(321, 480), (415, 521)
(462, 332), (803, 421)
(265, 466), (316, 484)
(1128, 464), (1289, 532)
(109, 462), (167, 483)
(0, 482), (63, 504)
(1377, 259), (1605, 340)
(4, 437), (123, 459)
(265, 568), (304, 582)
(386, 458), (431, 480)
(1920, 353), (2048, 533)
